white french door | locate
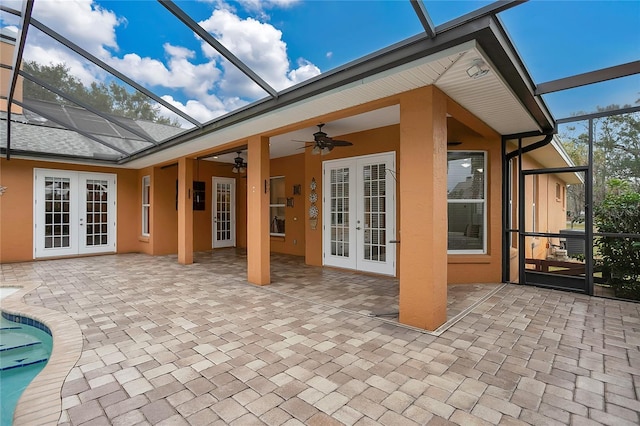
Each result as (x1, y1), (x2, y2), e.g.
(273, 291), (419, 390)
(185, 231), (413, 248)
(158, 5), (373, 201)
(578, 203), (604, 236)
(34, 169), (117, 258)
(212, 177), (236, 248)
(323, 152), (396, 276)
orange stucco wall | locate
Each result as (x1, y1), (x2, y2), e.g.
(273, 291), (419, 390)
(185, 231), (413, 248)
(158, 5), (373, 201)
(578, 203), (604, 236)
(136, 160), (246, 256)
(301, 94), (504, 286)
(136, 166), (153, 255)
(304, 124), (401, 267)
(2, 84), (555, 295)
(0, 158), (138, 263)
(131, 155), (289, 258)
(270, 154), (305, 256)
(246, 136), (271, 285)
(398, 86), (449, 329)
(446, 117), (502, 284)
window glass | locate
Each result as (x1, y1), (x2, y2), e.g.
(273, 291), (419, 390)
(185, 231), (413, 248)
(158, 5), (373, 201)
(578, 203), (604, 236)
(447, 151), (486, 253)
(142, 175), (150, 236)
(270, 176), (285, 236)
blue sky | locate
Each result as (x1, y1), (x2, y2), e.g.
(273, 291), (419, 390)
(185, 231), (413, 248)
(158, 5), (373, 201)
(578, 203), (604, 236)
(1, 0), (638, 123)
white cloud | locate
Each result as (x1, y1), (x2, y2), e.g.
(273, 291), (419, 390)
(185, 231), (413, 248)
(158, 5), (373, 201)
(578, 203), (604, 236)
(31, 0), (120, 59)
(288, 59), (321, 85)
(1, 25), (19, 38)
(16, 0), (320, 125)
(107, 44), (222, 100)
(232, 0), (299, 18)
(161, 95), (228, 125)
(23, 43), (105, 86)
(199, 8), (320, 95)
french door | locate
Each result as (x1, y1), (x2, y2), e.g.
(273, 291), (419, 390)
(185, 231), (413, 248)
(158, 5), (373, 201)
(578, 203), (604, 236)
(212, 177), (236, 248)
(323, 152), (396, 276)
(34, 169), (116, 258)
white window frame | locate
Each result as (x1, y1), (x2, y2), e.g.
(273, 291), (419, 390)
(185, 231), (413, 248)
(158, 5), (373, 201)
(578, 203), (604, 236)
(270, 176), (285, 237)
(142, 175), (150, 236)
(447, 151), (487, 254)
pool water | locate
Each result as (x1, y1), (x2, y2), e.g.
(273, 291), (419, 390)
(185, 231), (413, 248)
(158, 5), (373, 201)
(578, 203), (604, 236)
(0, 314), (53, 426)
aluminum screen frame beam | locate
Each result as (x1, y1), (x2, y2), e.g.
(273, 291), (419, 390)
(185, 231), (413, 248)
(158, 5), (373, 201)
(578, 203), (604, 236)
(410, 0), (436, 38)
(20, 70), (158, 145)
(28, 17), (202, 128)
(536, 61), (640, 95)
(556, 105), (640, 124)
(436, 0), (527, 33)
(122, 13), (557, 164)
(12, 99), (130, 156)
(4, 0), (34, 160)
(159, 0), (278, 99)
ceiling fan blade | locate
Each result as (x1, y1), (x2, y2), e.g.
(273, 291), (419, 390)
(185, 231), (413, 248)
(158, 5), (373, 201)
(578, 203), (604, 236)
(329, 140), (353, 146)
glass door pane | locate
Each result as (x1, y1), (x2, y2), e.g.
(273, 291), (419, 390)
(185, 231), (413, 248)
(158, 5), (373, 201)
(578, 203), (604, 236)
(323, 152), (396, 275)
(213, 177), (236, 248)
(79, 173), (116, 255)
(330, 167), (350, 258)
(362, 163), (386, 262)
(44, 177), (71, 249)
(35, 169), (78, 258)
(84, 179), (109, 247)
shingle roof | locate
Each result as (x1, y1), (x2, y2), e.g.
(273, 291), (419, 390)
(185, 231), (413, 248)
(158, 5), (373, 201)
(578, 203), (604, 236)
(0, 106), (184, 159)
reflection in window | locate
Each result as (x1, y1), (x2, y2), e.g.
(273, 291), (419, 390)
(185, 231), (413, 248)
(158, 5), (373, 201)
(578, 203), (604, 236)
(142, 176), (150, 236)
(270, 176), (285, 236)
(330, 168), (350, 257)
(447, 151), (486, 253)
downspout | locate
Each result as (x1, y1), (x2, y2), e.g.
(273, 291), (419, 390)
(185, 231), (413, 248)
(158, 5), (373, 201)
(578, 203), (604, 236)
(505, 132), (554, 161)
(502, 131), (554, 283)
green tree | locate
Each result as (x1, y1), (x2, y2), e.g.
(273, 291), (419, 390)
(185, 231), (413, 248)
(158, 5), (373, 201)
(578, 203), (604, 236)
(559, 134), (587, 227)
(23, 61), (177, 126)
(594, 179), (640, 300)
(560, 105), (640, 207)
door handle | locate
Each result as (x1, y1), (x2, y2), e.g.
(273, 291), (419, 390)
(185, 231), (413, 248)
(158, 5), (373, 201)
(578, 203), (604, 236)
(356, 227), (361, 230)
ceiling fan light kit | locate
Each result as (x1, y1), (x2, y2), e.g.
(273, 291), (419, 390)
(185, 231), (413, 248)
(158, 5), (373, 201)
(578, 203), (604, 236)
(303, 123), (354, 156)
(232, 152), (247, 173)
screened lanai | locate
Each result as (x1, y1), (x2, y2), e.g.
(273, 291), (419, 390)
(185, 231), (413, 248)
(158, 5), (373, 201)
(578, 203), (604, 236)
(2, 0), (637, 163)
(1, 0), (639, 306)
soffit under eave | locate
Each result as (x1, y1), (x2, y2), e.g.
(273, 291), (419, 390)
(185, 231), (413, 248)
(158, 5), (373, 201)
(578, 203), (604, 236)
(123, 43), (475, 169)
(505, 138), (583, 185)
(436, 45), (541, 136)
(127, 37), (545, 169)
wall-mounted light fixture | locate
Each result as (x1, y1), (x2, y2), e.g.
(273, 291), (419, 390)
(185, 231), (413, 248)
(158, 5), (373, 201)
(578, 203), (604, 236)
(466, 59), (489, 79)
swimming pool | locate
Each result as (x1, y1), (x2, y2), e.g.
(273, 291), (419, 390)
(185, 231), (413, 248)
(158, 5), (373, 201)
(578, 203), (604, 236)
(0, 313), (52, 426)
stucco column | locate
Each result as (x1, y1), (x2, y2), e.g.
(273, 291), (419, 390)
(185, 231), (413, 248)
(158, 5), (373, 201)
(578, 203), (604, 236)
(399, 86), (448, 330)
(247, 135), (270, 285)
(177, 157), (194, 265)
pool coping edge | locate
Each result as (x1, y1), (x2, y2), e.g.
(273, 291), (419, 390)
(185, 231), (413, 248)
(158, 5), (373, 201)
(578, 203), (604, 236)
(1, 282), (83, 425)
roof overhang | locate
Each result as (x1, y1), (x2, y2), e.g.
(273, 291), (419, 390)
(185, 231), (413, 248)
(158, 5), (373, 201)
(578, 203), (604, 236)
(506, 135), (584, 184)
(2, 13), (554, 168)
(115, 14), (553, 169)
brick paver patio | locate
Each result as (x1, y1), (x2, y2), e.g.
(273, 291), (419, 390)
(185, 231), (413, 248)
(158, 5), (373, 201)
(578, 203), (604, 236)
(1, 249), (639, 425)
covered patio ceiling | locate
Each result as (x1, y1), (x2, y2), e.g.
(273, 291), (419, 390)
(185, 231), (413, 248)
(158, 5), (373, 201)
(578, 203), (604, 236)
(1, 1), (638, 167)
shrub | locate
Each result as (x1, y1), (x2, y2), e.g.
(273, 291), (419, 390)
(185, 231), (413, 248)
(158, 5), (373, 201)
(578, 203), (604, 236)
(594, 179), (640, 300)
